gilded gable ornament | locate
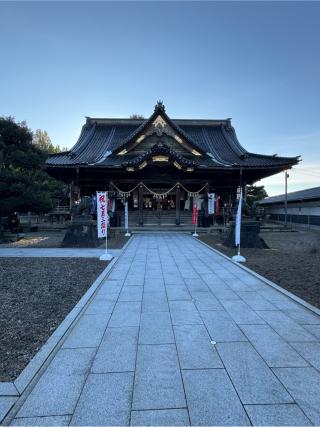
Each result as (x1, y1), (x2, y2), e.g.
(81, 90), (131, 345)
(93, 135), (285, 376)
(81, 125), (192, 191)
(147, 115), (176, 138)
(152, 116), (167, 128)
(152, 116), (168, 137)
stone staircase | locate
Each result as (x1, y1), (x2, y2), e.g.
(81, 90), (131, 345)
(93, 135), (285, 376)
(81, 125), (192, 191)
(121, 210), (193, 227)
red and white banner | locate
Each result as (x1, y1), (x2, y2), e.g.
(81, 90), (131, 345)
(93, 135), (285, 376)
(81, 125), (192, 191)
(97, 191), (108, 238)
(192, 202), (198, 225)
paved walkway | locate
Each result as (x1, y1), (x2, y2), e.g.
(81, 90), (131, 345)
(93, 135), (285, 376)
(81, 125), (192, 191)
(0, 248), (122, 257)
(9, 234), (320, 426)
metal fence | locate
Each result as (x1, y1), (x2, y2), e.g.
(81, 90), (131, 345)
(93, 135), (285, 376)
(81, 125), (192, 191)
(269, 213), (320, 228)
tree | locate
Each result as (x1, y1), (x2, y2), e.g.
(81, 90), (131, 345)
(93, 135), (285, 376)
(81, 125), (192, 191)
(246, 185), (268, 207)
(130, 114), (145, 120)
(33, 129), (68, 154)
(0, 117), (67, 216)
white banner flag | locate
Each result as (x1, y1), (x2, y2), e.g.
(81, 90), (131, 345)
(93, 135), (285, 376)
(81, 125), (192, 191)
(124, 201), (129, 231)
(208, 193), (215, 215)
(235, 189), (243, 247)
(97, 191), (108, 238)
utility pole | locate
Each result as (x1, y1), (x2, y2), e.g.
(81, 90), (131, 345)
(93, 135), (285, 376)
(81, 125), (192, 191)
(284, 171), (289, 227)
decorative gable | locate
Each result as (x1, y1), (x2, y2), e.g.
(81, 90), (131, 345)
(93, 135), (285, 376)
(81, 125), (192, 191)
(116, 102), (203, 157)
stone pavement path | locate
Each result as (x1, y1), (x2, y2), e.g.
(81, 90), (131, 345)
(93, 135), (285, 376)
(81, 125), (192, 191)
(0, 248), (121, 257)
(10, 233), (320, 426)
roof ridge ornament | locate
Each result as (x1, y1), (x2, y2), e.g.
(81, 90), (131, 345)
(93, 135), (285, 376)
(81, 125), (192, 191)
(154, 100), (165, 112)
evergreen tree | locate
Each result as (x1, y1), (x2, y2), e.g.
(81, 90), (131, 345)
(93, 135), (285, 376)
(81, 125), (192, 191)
(129, 114), (145, 119)
(0, 117), (67, 215)
(246, 185), (268, 207)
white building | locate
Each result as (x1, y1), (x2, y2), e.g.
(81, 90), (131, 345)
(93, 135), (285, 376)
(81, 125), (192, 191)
(259, 186), (320, 226)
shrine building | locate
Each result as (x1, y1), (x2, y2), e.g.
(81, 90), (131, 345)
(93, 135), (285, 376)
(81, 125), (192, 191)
(46, 102), (299, 227)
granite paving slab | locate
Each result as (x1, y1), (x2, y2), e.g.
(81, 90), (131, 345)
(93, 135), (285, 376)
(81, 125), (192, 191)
(118, 286), (143, 302)
(91, 326), (139, 373)
(303, 324), (320, 339)
(63, 314), (110, 348)
(132, 344), (186, 410)
(221, 300), (266, 324)
(174, 324), (222, 369)
(171, 309), (204, 326)
(200, 310), (248, 342)
(130, 409), (190, 426)
(139, 311), (174, 344)
(290, 342), (320, 370)
(240, 324), (309, 367)
(182, 369), (250, 426)
(258, 310), (317, 342)
(0, 397), (18, 423)
(0, 383), (18, 396)
(70, 372), (134, 426)
(210, 289), (241, 302)
(169, 300), (198, 312)
(163, 275), (185, 285)
(17, 348), (95, 417)
(273, 367), (320, 425)
(283, 307), (320, 325)
(217, 342), (293, 404)
(184, 277), (209, 292)
(95, 280), (123, 296)
(143, 278), (165, 292)
(142, 291), (168, 312)
(244, 404), (312, 426)
(108, 301), (141, 327)
(237, 291), (276, 310)
(12, 416), (71, 426)
(222, 278), (252, 292)
(83, 297), (116, 314)
(190, 290), (223, 310)
(166, 285), (191, 301)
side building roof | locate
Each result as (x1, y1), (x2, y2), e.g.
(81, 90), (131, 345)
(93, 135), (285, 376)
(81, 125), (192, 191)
(259, 186), (320, 205)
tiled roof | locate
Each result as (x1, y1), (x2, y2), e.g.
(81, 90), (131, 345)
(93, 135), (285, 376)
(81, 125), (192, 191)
(259, 186), (320, 205)
(46, 102), (299, 170)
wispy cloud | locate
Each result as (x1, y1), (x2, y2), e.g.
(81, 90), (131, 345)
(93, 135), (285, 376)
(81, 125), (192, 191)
(258, 162), (320, 196)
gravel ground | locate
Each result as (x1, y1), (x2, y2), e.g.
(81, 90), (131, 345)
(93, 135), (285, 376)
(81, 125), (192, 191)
(0, 258), (108, 381)
(199, 229), (320, 309)
(0, 230), (128, 249)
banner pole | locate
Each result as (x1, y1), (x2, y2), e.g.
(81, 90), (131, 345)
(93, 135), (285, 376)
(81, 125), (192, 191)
(125, 200), (131, 237)
(232, 188), (246, 263)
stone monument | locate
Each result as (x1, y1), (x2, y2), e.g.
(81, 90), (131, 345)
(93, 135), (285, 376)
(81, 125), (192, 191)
(223, 220), (268, 248)
(61, 196), (101, 248)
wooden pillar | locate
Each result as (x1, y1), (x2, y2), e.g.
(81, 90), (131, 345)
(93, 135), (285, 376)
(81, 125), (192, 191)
(176, 184), (181, 226)
(139, 185), (143, 226)
(239, 167), (243, 191)
(76, 168), (80, 199)
(69, 181), (74, 210)
(206, 182), (211, 215)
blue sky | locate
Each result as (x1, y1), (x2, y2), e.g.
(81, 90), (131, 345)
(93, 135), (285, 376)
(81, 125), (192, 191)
(1, 1), (319, 196)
